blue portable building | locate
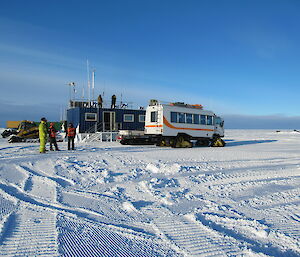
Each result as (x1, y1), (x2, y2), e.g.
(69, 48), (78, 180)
(67, 104), (146, 133)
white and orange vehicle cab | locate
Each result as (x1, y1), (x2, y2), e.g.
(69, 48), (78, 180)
(144, 100), (225, 147)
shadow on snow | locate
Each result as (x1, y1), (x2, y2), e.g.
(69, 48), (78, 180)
(225, 140), (277, 147)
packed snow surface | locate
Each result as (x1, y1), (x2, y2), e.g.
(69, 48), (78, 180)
(0, 130), (299, 256)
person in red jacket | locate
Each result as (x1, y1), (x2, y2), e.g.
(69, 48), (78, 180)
(67, 123), (76, 150)
(48, 122), (60, 151)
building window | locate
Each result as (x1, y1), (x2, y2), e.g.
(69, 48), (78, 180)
(139, 115), (145, 122)
(207, 116), (213, 125)
(178, 113), (185, 123)
(171, 112), (177, 123)
(85, 113), (97, 121)
(151, 111), (158, 122)
(124, 114), (134, 122)
(200, 115), (206, 125)
(186, 113), (193, 124)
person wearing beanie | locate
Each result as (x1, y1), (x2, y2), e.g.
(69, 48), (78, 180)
(48, 122), (60, 151)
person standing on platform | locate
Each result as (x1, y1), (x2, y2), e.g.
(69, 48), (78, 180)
(48, 123), (60, 151)
(67, 123), (76, 150)
(39, 117), (48, 153)
(97, 94), (103, 108)
(111, 94), (116, 108)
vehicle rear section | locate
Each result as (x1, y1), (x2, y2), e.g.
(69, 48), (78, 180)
(144, 103), (163, 136)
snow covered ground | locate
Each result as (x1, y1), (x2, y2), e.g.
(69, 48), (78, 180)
(0, 129), (299, 256)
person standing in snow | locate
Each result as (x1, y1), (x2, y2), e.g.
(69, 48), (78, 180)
(67, 123), (76, 150)
(48, 122), (60, 151)
(39, 117), (48, 153)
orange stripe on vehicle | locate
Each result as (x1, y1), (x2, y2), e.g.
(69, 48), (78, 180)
(145, 125), (163, 127)
(163, 116), (214, 131)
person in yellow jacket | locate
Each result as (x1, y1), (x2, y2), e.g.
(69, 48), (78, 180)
(39, 117), (48, 153)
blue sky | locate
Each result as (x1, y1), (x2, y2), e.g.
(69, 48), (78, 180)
(0, 0), (300, 128)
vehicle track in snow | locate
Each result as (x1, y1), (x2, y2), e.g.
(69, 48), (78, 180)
(239, 187), (300, 208)
(0, 205), (58, 256)
(0, 160), (60, 256)
(195, 211), (300, 256)
(0, 132), (299, 256)
(58, 150), (300, 256)
(131, 156), (300, 256)
(189, 168), (299, 187)
(261, 205), (300, 240)
(0, 195), (17, 222)
(234, 194), (300, 242)
(133, 179), (245, 256)
(134, 203), (242, 257)
(57, 214), (182, 257)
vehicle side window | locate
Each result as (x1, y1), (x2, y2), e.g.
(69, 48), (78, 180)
(200, 115), (206, 125)
(171, 112), (177, 123)
(207, 116), (213, 125)
(151, 111), (158, 122)
(186, 113), (193, 124)
(215, 117), (221, 125)
(193, 114), (199, 124)
(178, 113), (185, 123)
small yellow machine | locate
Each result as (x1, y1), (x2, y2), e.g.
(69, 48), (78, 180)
(5, 120), (39, 143)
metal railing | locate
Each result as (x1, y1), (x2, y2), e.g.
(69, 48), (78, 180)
(69, 100), (135, 109)
(88, 122), (122, 133)
(81, 132), (119, 142)
(79, 122), (121, 142)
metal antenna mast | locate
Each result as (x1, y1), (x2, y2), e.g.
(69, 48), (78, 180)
(67, 82), (76, 105)
(92, 69), (96, 102)
(87, 59), (91, 106)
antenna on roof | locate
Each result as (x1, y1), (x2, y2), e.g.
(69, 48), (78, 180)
(82, 87), (85, 99)
(87, 59), (91, 106)
(103, 80), (106, 106)
(92, 69), (95, 101)
(67, 82), (76, 101)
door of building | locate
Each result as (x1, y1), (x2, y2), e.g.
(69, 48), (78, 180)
(103, 112), (116, 131)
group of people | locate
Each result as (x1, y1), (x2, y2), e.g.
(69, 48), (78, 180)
(97, 94), (117, 109)
(39, 117), (76, 153)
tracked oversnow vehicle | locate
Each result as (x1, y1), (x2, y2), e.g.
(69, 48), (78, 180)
(2, 121), (39, 143)
(118, 100), (225, 147)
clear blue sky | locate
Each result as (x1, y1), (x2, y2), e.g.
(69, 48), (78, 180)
(0, 0), (299, 128)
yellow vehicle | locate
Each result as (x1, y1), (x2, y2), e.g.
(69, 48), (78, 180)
(7, 120), (39, 143)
